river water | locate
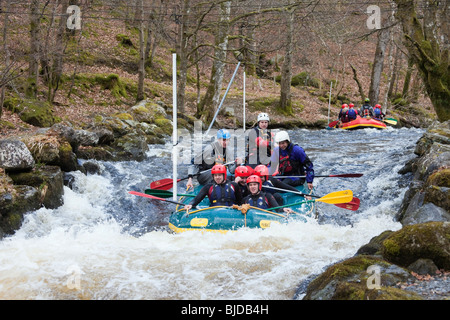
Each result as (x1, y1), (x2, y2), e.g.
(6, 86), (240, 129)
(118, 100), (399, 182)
(0, 126), (424, 300)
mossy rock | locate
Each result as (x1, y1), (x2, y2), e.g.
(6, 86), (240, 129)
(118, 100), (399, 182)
(381, 221), (450, 269)
(94, 74), (127, 98)
(154, 118), (173, 135)
(4, 98), (58, 127)
(303, 256), (416, 300)
(8, 165), (64, 209)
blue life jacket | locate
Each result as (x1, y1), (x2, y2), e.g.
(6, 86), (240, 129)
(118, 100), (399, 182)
(347, 108), (357, 120)
(208, 181), (236, 206)
(245, 192), (269, 209)
(374, 108), (382, 119)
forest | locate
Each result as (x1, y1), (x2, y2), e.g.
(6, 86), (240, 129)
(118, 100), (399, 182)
(0, 0), (448, 131)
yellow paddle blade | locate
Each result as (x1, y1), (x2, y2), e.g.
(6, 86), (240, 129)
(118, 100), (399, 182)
(316, 190), (353, 204)
(384, 119), (397, 125)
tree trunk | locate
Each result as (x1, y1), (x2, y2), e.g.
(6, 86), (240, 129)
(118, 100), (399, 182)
(393, 0), (450, 122)
(137, 0), (145, 102)
(350, 64), (365, 102)
(28, 0), (40, 98)
(1, 0), (11, 119)
(196, 1), (231, 124)
(175, 0), (190, 113)
(402, 55), (414, 99)
(369, 26), (390, 105)
(279, 6), (294, 114)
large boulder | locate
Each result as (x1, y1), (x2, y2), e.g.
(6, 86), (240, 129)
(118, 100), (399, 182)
(5, 98), (58, 127)
(381, 221), (450, 270)
(302, 256), (420, 300)
(8, 165), (64, 209)
(0, 139), (35, 172)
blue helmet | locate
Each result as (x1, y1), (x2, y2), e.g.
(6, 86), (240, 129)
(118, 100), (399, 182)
(217, 129), (231, 139)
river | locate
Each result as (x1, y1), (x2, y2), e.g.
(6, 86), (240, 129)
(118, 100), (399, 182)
(0, 126), (424, 300)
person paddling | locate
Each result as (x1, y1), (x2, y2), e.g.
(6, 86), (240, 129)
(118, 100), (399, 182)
(243, 175), (293, 214)
(253, 164), (305, 204)
(268, 131), (314, 189)
(184, 164), (243, 211)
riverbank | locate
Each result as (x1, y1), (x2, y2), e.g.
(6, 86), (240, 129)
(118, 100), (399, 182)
(298, 120), (450, 300)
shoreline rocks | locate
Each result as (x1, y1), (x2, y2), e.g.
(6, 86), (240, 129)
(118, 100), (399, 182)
(300, 120), (450, 300)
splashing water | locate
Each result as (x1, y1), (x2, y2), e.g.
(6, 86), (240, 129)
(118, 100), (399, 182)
(0, 127), (424, 299)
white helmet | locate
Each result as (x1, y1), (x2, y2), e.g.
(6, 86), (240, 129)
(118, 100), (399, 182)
(275, 131), (290, 143)
(257, 112), (270, 122)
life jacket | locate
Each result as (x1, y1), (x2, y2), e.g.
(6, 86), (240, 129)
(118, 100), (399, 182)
(374, 108), (382, 119)
(262, 180), (275, 194)
(208, 181), (236, 206)
(245, 192), (270, 209)
(278, 143), (304, 176)
(347, 108), (357, 120)
(247, 127), (272, 166)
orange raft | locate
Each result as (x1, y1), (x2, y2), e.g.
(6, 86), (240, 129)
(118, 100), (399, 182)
(338, 116), (386, 130)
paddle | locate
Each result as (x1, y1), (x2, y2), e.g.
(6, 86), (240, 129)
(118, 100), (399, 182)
(144, 188), (195, 198)
(273, 173), (363, 179)
(128, 191), (186, 206)
(262, 185), (353, 204)
(150, 161), (236, 190)
(383, 118), (397, 125)
(328, 120), (339, 128)
(333, 197), (360, 211)
(267, 190), (353, 211)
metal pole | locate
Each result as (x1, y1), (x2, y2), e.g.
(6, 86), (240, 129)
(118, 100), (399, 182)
(205, 61), (241, 136)
(243, 70), (246, 131)
(172, 53), (177, 201)
(327, 81), (333, 125)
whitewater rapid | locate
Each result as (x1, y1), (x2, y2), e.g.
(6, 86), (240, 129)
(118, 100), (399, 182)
(0, 127), (424, 299)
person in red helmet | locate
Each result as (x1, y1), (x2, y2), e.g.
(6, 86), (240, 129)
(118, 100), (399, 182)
(234, 165), (253, 197)
(243, 175), (293, 214)
(184, 164), (243, 210)
(338, 104), (349, 123)
(373, 104), (385, 120)
(253, 164), (301, 205)
(347, 103), (358, 121)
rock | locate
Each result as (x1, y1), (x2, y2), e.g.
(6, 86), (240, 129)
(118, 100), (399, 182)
(401, 201), (450, 225)
(111, 132), (149, 161)
(82, 160), (102, 175)
(0, 185), (41, 237)
(356, 230), (394, 256)
(8, 165), (64, 209)
(0, 139), (35, 172)
(381, 221), (450, 270)
(5, 98), (58, 127)
(21, 134), (78, 172)
(407, 258), (439, 275)
(302, 256), (419, 300)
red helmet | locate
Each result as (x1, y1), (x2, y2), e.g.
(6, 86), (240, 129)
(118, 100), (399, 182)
(375, 104), (381, 108)
(349, 103), (354, 108)
(253, 165), (269, 180)
(342, 104), (348, 109)
(211, 164), (227, 180)
(235, 165), (251, 178)
(246, 175), (262, 190)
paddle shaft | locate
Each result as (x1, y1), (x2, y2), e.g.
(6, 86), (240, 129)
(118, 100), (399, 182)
(129, 191), (186, 206)
(150, 161), (235, 189)
(273, 173), (363, 179)
(262, 185), (318, 198)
